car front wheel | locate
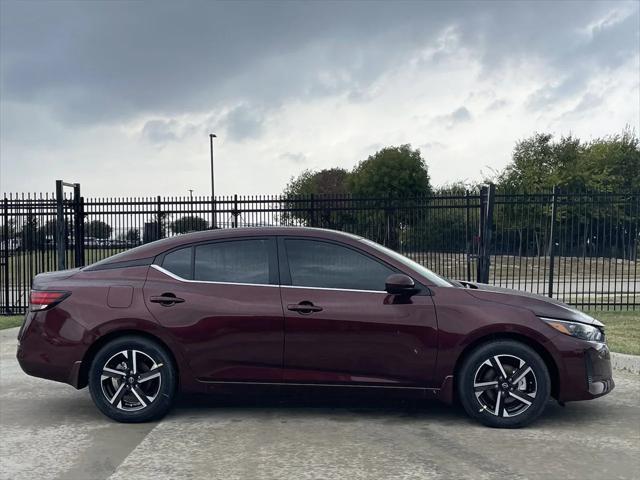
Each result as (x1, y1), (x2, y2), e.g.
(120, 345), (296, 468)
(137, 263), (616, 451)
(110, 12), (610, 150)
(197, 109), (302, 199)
(88, 335), (177, 423)
(457, 340), (551, 428)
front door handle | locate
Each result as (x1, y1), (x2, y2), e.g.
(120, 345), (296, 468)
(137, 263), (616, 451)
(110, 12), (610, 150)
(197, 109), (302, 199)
(287, 301), (323, 314)
(150, 294), (185, 306)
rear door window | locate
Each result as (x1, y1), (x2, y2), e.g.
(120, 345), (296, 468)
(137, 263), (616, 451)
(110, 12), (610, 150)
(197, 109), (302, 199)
(194, 239), (271, 285)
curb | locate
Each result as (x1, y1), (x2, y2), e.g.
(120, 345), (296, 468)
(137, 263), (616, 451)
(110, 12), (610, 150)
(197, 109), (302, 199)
(611, 352), (640, 375)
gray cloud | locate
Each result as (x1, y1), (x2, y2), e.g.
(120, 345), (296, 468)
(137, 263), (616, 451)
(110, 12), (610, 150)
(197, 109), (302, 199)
(141, 119), (180, 144)
(279, 152), (307, 165)
(562, 92), (606, 118)
(221, 105), (265, 142)
(2, 1), (636, 127)
(420, 141), (447, 151)
(486, 99), (508, 111)
(1, 1), (638, 195)
(450, 107), (472, 123)
(433, 106), (472, 129)
(526, 74), (589, 111)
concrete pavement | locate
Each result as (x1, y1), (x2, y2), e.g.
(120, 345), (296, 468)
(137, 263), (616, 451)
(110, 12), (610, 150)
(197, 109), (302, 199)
(1, 327), (639, 480)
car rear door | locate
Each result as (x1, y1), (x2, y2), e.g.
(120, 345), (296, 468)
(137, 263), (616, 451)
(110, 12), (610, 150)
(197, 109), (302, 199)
(278, 237), (438, 387)
(144, 237), (284, 382)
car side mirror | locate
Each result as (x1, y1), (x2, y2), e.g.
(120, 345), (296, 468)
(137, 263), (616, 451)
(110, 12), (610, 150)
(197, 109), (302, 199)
(385, 273), (418, 296)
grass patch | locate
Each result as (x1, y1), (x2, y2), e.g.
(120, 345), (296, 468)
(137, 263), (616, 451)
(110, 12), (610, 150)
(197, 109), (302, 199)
(0, 315), (23, 330)
(586, 311), (640, 356)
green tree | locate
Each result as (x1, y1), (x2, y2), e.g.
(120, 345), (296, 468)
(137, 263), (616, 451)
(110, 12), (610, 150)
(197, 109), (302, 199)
(18, 213), (40, 251)
(3, 218), (19, 238)
(118, 228), (141, 244)
(579, 131), (640, 192)
(169, 215), (208, 234)
(498, 133), (582, 190)
(349, 145), (432, 197)
(497, 130), (639, 192)
(349, 145), (432, 249)
(282, 168), (352, 229)
(495, 129), (640, 259)
(85, 220), (112, 239)
(280, 145), (433, 247)
(284, 168), (350, 197)
(37, 218), (72, 243)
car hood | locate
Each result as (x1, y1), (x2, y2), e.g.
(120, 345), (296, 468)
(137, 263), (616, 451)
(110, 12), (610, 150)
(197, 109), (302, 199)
(455, 281), (603, 327)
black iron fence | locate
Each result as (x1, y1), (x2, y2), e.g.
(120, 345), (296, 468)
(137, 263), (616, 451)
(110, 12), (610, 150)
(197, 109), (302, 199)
(1, 186), (638, 314)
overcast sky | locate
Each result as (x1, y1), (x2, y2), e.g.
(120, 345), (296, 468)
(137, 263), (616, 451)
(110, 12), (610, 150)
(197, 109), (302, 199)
(1, 1), (638, 197)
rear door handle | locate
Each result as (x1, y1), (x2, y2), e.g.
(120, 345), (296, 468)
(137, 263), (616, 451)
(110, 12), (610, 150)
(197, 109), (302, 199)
(287, 302), (323, 314)
(150, 294), (185, 306)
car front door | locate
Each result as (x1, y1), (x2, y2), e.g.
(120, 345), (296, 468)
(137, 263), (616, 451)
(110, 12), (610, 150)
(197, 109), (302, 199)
(278, 237), (438, 387)
(144, 237), (284, 382)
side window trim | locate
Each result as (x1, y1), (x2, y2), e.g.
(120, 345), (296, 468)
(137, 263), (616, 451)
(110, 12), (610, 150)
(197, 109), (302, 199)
(154, 237), (278, 286)
(150, 264), (280, 288)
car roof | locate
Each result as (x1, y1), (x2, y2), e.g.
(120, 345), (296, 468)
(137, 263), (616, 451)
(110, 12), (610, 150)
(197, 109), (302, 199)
(85, 227), (364, 268)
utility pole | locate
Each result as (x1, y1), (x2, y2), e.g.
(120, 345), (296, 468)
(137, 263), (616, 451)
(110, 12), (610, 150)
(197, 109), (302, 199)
(209, 134), (217, 228)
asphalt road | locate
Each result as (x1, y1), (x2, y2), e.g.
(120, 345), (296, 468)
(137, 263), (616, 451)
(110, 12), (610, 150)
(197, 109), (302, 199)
(1, 327), (639, 480)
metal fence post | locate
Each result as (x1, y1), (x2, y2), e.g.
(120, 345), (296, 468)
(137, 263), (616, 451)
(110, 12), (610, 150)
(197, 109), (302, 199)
(385, 193), (399, 250)
(486, 184), (495, 284)
(2, 196), (10, 314)
(477, 184), (495, 284)
(547, 186), (558, 298)
(232, 194), (239, 228)
(55, 180), (66, 271)
(79, 196), (85, 264)
(211, 194), (217, 230)
(309, 194), (316, 228)
(465, 190), (471, 282)
(477, 186), (487, 283)
(156, 195), (163, 239)
(73, 183), (84, 267)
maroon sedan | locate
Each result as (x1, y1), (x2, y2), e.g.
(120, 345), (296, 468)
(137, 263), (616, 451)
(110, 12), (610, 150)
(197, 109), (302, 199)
(17, 227), (613, 427)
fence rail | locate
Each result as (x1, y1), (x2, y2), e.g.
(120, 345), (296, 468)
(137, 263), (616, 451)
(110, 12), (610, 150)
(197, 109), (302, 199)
(1, 187), (638, 314)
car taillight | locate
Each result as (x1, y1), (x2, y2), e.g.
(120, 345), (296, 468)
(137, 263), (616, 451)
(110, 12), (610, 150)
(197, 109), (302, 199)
(29, 291), (70, 311)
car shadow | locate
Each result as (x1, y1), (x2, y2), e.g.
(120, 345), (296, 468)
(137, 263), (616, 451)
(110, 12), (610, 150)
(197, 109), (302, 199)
(8, 380), (617, 429)
(170, 390), (616, 428)
(170, 390), (472, 425)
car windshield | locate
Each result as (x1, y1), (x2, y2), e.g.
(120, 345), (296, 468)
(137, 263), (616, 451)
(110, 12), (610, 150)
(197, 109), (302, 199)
(360, 239), (454, 288)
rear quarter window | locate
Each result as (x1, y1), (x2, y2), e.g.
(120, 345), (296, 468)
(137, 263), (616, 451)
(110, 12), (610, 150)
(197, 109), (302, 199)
(161, 247), (192, 279)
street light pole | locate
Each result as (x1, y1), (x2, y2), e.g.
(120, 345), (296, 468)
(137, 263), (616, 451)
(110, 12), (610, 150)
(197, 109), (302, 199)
(209, 134), (217, 228)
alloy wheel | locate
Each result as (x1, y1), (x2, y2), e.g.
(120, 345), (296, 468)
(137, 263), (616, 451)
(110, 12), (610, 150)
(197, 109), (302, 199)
(100, 349), (164, 412)
(473, 354), (537, 418)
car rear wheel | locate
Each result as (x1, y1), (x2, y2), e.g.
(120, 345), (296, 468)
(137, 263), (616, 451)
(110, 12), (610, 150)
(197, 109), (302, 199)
(88, 335), (177, 423)
(457, 340), (550, 428)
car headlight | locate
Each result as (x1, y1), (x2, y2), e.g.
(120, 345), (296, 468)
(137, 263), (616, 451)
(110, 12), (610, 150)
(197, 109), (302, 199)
(541, 317), (605, 342)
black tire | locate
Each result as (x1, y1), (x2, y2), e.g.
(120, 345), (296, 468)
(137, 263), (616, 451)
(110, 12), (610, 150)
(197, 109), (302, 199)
(88, 335), (177, 423)
(457, 340), (550, 428)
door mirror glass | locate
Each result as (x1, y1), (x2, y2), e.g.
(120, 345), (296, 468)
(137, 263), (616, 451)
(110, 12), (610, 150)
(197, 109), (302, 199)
(385, 273), (418, 295)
